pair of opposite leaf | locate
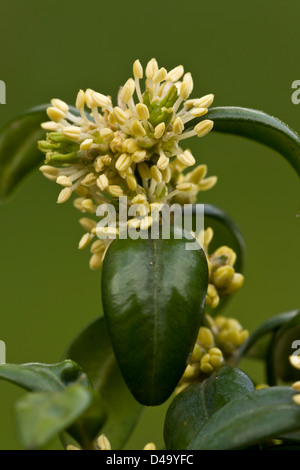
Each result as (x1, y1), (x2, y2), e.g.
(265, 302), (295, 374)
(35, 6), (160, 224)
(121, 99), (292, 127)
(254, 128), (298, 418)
(0, 103), (300, 405)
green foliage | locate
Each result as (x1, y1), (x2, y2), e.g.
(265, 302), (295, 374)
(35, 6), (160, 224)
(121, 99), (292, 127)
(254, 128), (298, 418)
(185, 387), (300, 450)
(2, 106), (300, 202)
(0, 361), (106, 449)
(237, 310), (300, 384)
(237, 310), (300, 361)
(1, 104), (300, 450)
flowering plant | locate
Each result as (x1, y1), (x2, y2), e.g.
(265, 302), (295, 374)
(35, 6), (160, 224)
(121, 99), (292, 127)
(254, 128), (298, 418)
(0, 59), (300, 450)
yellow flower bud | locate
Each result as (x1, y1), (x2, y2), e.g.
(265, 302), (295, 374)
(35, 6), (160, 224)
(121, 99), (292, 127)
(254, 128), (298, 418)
(191, 343), (203, 362)
(188, 165), (207, 184)
(194, 119), (214, 137)
(157, 154), (169, 170)
(116, 153), (132, 172)
(154, 122), (165, 139)
(133, 59), (143, 79)
(151, 166), (162, 183)
(143, 442), (156, 450)
(166, 65), (184, 82)
(173, 117), (184, 135)
(198, 327), (214, 348)
(97, 434), (111, 450)
(182, 364), (199, 380)
(138, 162), (151, 179)
(131, 119), (146, 137)
(107, 185), (124, 197)
(212, 265), (235, 289)
(293, 394), (300, 406)
(292, 381), (300, 391)
(120, 79), (135, 104)
(200, 361), (213, 374)
(198, 176), (217, 191)
(136, 103), (150, 120)
(225, 273), (245, 294)
(211, 246), (237, 266)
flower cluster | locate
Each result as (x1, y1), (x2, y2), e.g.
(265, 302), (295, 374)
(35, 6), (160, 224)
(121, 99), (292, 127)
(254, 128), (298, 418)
(197, 228), (245, 308)
(178, 314), (249, 392)
(38, 58), (217, 269)
(209, 315), (249, 355)
(178, 325), (225, 392)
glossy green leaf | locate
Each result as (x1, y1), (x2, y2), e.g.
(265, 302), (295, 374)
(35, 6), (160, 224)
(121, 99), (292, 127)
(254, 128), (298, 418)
(189, 106), (300, 180)
(102, 228), (208, 406)
(15, 384), (93, 450)
(236, 310), (300, 362)
(164, 367), (254, 450)
(0, 105), (48, 200)
(188, 387), (300, 450)
(0, 360), (90, 392)
(64, 316), (143, 449)
(273, 311), (300, 382)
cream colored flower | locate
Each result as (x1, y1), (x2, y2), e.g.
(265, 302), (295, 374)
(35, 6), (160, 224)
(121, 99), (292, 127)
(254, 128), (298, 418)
(39, 59), (216, 269)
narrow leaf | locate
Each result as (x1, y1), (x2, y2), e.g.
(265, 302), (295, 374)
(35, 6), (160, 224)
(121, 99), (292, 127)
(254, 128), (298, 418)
(0, 104), (80, 201)
(0, 360), (90, 392)
(189, 106), (300, 179)
(237, 310), (300, 362)
(0, 105), (48, 200)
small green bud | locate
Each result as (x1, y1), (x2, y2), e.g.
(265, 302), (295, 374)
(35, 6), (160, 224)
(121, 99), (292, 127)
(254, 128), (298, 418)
(47, 132), (73, 144)
(46, 151), (79, 164)
(160, 85), (178, 109)
(38, 140), (61, 152)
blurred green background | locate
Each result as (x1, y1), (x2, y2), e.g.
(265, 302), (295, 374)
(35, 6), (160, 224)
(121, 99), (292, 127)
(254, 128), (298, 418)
(0, 0), (300, 450)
